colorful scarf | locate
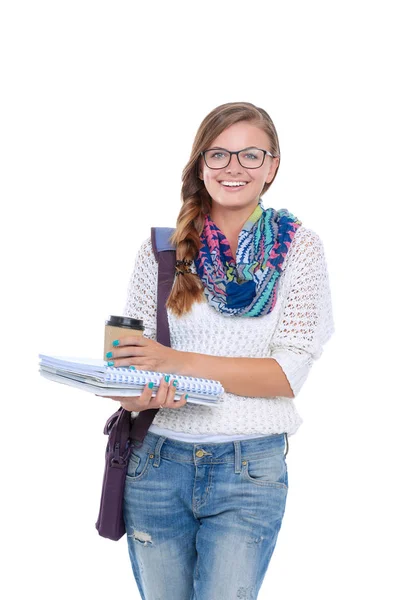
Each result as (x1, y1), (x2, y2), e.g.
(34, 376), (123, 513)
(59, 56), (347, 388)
(193, 200), (302, 317)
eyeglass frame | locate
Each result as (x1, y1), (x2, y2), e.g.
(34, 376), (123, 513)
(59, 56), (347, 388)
(200, 146), (279, 170)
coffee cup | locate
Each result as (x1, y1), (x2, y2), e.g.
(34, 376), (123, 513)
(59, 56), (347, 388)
(104, 315), (144, 360)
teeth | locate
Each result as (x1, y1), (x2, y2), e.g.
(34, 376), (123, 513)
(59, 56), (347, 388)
(221, 181), (247, 187)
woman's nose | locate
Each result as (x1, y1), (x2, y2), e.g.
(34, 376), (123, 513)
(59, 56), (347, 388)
(225, 153), (243, 172)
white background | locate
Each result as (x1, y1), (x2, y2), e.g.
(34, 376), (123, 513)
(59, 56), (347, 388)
(1, 1), (399, 598)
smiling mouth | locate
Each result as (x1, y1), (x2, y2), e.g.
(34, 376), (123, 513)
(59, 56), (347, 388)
(219, 182), (249, 188)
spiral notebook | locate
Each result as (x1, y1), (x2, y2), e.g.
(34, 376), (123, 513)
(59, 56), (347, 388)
(39, 354), (225, 406)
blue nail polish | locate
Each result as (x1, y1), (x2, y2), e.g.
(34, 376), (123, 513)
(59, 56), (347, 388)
(106, 351), (113, 359)
(112, 340), (119, 347)
(129, 366), (136, 370)
(164, 375), (170, 383)
(173, 380), (178, 387)
(185, 394), (188, 400)
(107, 361), (114, 366)
(148, 382), (154, 389)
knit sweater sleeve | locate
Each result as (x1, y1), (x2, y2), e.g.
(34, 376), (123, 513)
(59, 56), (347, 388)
(269, 227), (335, 398)
(123, 237), (158, 341)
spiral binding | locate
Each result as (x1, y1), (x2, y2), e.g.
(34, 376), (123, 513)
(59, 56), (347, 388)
(104, 366), (223, 396)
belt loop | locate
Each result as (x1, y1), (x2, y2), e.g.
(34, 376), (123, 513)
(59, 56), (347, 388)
(284, 432), (289, 457)
(153, 436), (166, 468)
(234, 441), (242, 474)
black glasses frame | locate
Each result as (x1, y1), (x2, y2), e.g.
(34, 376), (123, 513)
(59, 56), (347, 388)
(200, 146), (278, 170)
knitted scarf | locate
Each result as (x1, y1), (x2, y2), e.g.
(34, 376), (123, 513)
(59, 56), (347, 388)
(193, 200), (302, 317)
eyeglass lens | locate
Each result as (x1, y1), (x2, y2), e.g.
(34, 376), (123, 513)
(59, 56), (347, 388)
(204, 147), (264, 169)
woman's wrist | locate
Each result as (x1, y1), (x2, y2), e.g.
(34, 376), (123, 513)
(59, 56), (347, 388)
(170, 349), (192, 375)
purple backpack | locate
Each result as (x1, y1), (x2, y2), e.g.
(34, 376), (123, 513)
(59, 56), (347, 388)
(95, 227), (176, 541)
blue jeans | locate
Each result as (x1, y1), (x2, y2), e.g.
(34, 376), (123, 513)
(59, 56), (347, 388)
(123, 430), (289, 600)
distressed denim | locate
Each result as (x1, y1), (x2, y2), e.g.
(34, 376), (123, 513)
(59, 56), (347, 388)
(123, 430), (289, 600)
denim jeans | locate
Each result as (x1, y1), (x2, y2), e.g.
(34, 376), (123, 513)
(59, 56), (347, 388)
(123, 430), (289, 600)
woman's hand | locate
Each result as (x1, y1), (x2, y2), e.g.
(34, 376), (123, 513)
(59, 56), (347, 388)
(104, 375), (188, 412)
(107, 335), (182, 373)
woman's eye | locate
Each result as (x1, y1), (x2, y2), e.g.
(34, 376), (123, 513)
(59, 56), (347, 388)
(211, 152), (226, 159)
(244, 153), (257, 160)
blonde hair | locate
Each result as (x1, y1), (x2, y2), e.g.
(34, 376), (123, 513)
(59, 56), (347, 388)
(166, 101), (281, 317)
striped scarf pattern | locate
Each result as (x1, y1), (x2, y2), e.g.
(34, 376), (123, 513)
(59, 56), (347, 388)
(193, 201), (302, 317)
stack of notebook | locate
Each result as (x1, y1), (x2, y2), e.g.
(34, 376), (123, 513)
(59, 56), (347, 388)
(39, 354), (224, 406)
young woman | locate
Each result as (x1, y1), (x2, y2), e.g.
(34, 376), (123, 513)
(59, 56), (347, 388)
(107, 101), (335, 599)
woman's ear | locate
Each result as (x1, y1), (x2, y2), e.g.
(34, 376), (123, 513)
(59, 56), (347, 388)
(266, 156), (280, 183)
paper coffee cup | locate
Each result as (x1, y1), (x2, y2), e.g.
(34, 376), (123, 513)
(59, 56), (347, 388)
(104, 315), (145, 360)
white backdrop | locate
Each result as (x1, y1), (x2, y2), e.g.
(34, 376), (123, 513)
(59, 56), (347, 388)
(1, 1), (399, 598)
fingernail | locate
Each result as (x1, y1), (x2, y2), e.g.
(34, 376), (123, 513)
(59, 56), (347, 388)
(129, 366), (136, 370)
(173, 380), (178, 387)
(112, 340), (120, 347)
(164, 375), (170, 383)
(105, 351), (113, 359)
(148, 382), (154, 389)
(185, 394), (188, 400)
(107, 361), (114, 366)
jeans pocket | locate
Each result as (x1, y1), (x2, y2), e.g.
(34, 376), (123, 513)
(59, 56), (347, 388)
(243, 451), (288, 489)
(126, 446), (152, 481)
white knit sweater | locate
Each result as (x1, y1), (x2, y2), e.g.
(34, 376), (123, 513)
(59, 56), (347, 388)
(123, 225), (335, 441)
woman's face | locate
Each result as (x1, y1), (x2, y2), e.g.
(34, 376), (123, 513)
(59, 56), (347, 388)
(198, 121), (280, 215)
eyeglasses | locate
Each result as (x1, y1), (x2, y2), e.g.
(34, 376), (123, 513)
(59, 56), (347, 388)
(200, 146), (278, 170)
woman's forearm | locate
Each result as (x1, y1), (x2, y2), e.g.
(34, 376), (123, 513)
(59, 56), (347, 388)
(178, 352), (294, 399)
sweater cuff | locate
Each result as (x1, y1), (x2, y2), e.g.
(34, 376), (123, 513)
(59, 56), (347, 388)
(270, 349), (314, 398)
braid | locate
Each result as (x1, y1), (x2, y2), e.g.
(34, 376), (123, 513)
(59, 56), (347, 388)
(165, 195), (209, 317)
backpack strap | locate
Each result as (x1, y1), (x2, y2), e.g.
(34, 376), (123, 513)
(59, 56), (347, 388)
(131, 227), (177, 445)
(150, 227), (176, 348)
(151, 226), (176, 254)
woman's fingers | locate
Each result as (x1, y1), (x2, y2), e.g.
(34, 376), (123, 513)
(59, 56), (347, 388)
(160, 378), (187, 409)
(148, 376), (187, 410)
(115, 377), (175, 411)
(148, 376), (173, 408)
(169, 393), (188, 409)
(100, 376), (188, 411)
